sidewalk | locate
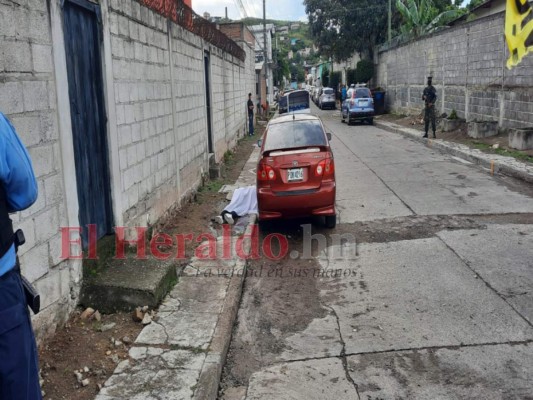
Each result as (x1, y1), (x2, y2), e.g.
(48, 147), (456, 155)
(375, 119), (533, 184)
(95, 146), (260, 400)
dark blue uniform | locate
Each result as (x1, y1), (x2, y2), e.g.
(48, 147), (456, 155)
(0, 112), (41, 399)
(422, 83), (437, 137)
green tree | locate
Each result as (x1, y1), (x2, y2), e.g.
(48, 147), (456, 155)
(346, 68), (357, 85)
(395, 0), (460, 38)
(290, 63), (305, 82)
(305, 0), (396, 61)
(321, 69), (330, 87)
(274, 48), (290, 86)
(330, 71), (342, 91)
(466, 0), (485, 10)
(356, 59), (374, 83)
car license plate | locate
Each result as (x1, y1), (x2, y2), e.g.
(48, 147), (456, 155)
(287, 168), (303, 181)
(358, 100), (368, 106)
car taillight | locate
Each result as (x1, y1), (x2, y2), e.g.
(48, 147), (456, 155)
(315, 157), (334, 177)
(257, 163), (276, 181)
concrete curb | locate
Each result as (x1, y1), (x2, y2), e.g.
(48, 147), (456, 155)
(193, 214), (257, 400)
(95, 149), (260, 400)
(375, 120), (533, 184)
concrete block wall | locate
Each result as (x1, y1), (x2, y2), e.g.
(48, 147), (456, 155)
(108, 0), (251, 228)
(0, 0), (252, 342)
(376, 13), (533, 128)
(170, 24), (206, 194)
(108, 0), (178, 227)
(0, 0), (81, 341)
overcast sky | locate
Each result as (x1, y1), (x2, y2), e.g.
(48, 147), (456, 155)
(192, 0), (307, 21)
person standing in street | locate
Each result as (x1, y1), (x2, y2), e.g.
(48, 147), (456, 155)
(422, 76), (437, 138)
(0, 112), (41, 399)
(341, 84), (347, 108)
(247, 93), (254, 136)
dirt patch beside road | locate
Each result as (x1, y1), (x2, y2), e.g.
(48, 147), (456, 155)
(377, 113), (533, 165)
(219, 225), (330, 396)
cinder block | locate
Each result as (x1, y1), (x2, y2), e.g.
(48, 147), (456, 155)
(34, 206), (59, 243)
(28, 0), (49, 12)
(118, 15), (129, 36)
(509, 128), (533, 150)
(10, 115), (42, 147)
(0, 6), (16, 37)
(124, 166), (136, 190)
(122, 0), (132, 16)
(29, 144), (55, 177)
(14, 216), (36, 257)
(467, 120), (498, 138)
(4, 40), (32, 72)
(43, 173), (64, 207)
(116, 104), (126, 125)
(132, 123), (142, 141)
(118, 124), (132, 147)
(32, 43), (53, 73)
(22, 80), (49, 112)
(13, 7), (30, 38)
(20, 241), (49, 283)
(119, 148), (128, 169)
(124, 104), (135, 124)
(57, 260), (72, 294)
(28, 10), (51, 42)
(127, 145), (137, 167)
(35, 268), (62, 309)
(109, 13), (119, 35)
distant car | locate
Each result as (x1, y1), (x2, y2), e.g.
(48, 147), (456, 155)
(278, 89), (310, 115)
(319, 87), (336, 110)
(256, 114), (336, 228)
(341, 86), (374, 125)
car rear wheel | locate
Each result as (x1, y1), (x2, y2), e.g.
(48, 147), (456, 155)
(325, 215), (336, 229)
(258, 219), (271, 232)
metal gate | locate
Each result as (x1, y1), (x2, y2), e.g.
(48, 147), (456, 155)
(63, 0), (113, 248)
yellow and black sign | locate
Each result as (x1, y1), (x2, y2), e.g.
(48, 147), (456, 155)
(505, 0), (533, 68)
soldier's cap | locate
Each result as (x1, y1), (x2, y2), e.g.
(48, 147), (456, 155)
(427, 76), (433, 80)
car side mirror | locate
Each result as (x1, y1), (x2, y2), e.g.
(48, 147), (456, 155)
(257, 139), (263, 147)
(327, 133), (332, 141)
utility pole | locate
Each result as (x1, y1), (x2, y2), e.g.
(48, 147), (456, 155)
(388, 0), (391, 43)
(263, 0), (267, 103)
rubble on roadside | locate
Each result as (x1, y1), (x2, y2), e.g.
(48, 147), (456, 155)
(132, 306), (156, 325)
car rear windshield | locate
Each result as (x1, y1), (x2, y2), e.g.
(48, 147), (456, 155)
(323, 89), (334, 95)
(353, 88), (371, 98)
(264, 120), (327, 151)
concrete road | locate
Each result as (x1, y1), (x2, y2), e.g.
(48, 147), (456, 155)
(219, 105), (533, 400)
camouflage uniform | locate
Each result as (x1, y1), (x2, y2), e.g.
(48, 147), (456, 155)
(422, 80), (437, 138)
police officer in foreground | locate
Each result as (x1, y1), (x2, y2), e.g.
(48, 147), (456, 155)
(422, 76), (437, 138)
(0, 112), (41, 399)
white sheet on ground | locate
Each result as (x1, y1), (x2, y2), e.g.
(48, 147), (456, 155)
(224, 186), (258, 216)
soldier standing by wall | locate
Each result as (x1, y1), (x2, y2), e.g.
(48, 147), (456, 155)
(422, 76), (437, 138)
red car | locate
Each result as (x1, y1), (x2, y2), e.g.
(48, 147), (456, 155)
(256, 114), (336, 228)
